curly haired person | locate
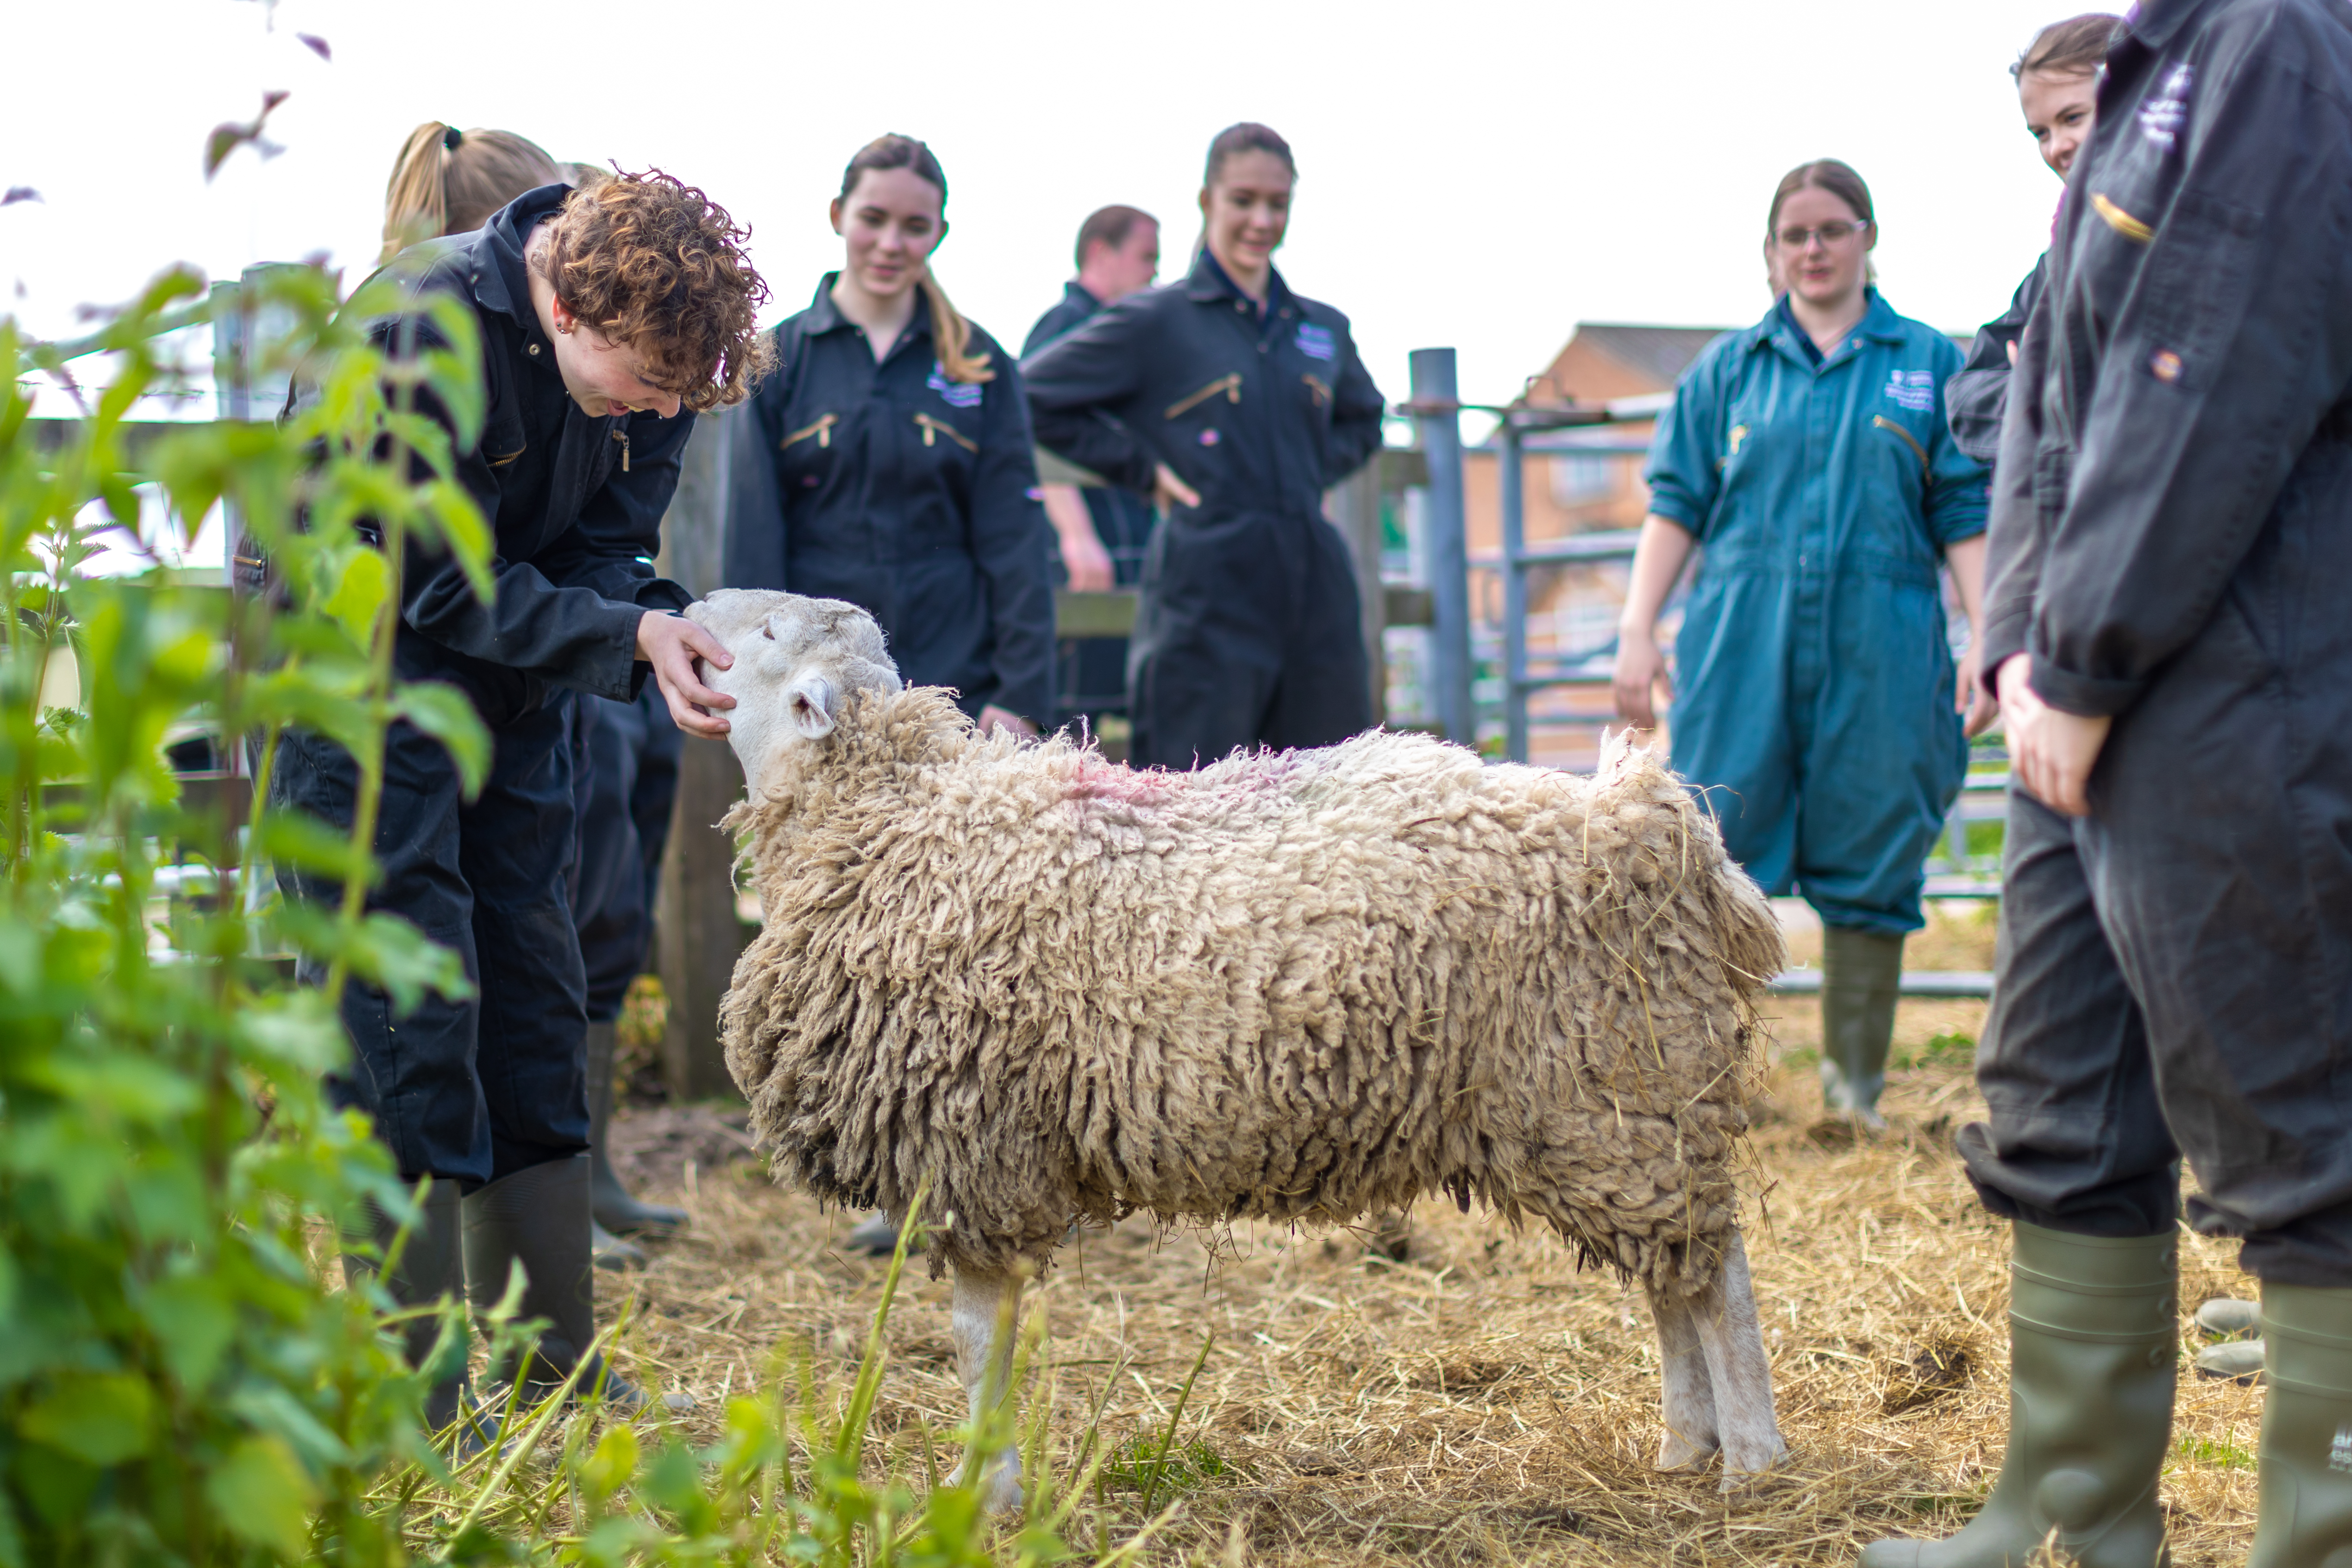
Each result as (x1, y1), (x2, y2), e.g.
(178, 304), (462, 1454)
(262, 163), (769, 1430)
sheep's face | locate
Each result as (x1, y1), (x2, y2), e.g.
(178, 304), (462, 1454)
(685, 590), (901, 791)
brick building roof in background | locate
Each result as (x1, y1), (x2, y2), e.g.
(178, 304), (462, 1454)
(1522, 323), (1736, 406)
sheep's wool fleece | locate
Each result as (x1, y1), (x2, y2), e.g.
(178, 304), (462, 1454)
(722, 691), (1785, 1295)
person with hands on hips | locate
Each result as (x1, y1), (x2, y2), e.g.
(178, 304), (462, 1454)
(1862, 2), (2352, 1564)
(732, 134), (1055, 741)
(1021, 123), (1387, 770)
(268, 168), (767, 1431)
(1615, 159), (1989, 1132)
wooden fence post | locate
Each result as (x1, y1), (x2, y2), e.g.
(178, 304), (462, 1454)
(652, 409), (749, 1102)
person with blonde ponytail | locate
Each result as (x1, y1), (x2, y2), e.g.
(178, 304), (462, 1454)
(379, 122), (564, 262)
(732, 134), (1054, 748)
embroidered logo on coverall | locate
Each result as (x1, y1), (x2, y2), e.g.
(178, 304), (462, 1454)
(1883, 370), (1936, 413)
(2332, 1425), (2352, 1474)
(928, 364), (984, 408)
(1294, 323), (1336, 361)
(2140, 63), (2194, 150)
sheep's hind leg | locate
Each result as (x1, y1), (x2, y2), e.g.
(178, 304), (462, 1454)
(1688, 1229), (1788, 1490)
(951, 1266), (1025, 1513)
(1646, 1279), (1719, 1471)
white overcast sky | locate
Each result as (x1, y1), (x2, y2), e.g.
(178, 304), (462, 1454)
(7, 0), (2088, 417)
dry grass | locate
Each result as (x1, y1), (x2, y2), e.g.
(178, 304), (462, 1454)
(602, 904), (2267, 1566)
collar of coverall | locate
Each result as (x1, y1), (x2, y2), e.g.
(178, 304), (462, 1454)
(799, 271), (940, 351)
(1185, 248), (1296, 319)
(2122, 0), (2203, 50)
(1753, 286), (1908, 365)
(464, 182), (573, 368)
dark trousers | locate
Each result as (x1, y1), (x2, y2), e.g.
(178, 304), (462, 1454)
(274, 699), (589, 1186)
(568, 690), (680, 1022)
(1128, 508), (1372, 770)
(1959, 526), (2352, 1281)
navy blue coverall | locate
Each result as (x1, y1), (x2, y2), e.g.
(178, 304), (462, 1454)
(1644, 290), (1988, 935)
(1021, 251), (1385, 770)
(729, 277), (1056, 727)
(263, 184), (694, 1186)
(1957, 0), (2352, 1284)
(1023, 282), (1159, 722)
(568, 689), (678, 1021)
(1947, 253), (2049, 465)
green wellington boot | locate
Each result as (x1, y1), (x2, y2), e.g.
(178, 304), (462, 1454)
(1821, 926), (1905, 1128)
(2245, 1283), (2352, 1567)
(464, 1153), (643, 1414)
(1860, 1222), (2177, 1568)
(586, 1020), (686, 1238)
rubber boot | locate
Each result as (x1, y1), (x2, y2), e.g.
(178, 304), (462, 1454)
(344, 1179), (478, 1437)
(1860, 1221), (2176, 1568)
(2245, 1283), (2352, 1567)
(587, 1019), (686, 1238)
(464, 1153), (642, 1414)
(1821, 926), (1904, 1128)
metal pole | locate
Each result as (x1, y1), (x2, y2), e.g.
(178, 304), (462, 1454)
(1498, 417), (1528, 763)
(1410, 349), (1474, 747)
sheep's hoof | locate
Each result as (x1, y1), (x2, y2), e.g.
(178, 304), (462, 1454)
(1656, 1431), (1719, 1472)
(982, 1469), (1024, 1515)
(1715, 1437), (1791, 1493)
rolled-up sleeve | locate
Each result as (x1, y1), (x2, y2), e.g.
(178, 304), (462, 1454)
(1643, 345), (1729, 533)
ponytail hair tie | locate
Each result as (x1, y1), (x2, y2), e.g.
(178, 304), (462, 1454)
(441, 125), (464, 152)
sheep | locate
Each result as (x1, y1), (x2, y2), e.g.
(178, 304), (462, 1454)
(688, 588), (1791, 1508)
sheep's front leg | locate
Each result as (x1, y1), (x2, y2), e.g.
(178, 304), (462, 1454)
(1646, 1279), (1719, 1471)
(1687, 1229), (1788, 1489)
(950, 1266), (1024, 1513)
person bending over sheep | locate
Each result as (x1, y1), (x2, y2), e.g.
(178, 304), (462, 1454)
(690, 588), (1792, 1508)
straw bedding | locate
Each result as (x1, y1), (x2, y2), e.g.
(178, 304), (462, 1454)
(610, 910), (2271, 1566)
(717, 691), (1783, 1294)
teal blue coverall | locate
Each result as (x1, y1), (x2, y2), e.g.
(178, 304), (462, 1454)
(1643, 290), (1989, 935)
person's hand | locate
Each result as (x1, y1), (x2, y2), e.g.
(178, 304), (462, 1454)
(976, 704), (1038, 739)
(2006, 339), (2019, 367)
(1997, 655), (2110, 817)
(1152, 463), (1201, 514)
(1059, 526), (1115, 591)
(637, 611), (736, 740)
(1957, 640), (2000, 738)
(1612, 623), (1673, 732)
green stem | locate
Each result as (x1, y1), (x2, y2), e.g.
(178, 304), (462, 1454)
(1136, 1331), (1212, 1520)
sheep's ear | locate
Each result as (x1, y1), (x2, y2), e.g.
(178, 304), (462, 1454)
(788, 674), (837, 740)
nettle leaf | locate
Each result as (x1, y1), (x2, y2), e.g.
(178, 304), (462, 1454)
(232, 991), (350, 1074)
(203, 1436), (318, 1560)
(322, 548), (390, 650)
(16, 1372), (156, 1465)
(421, 478), (494, 601)
(138, 1273), (237, 1391)
(273, 906), (470, 1015)
(257, 807), (371, 880)
(392, 681), (489, 798)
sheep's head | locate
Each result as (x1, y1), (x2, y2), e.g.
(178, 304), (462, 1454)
(685, 590), (902, 792)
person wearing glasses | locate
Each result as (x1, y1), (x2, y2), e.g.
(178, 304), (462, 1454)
(1613, 158), (1989, 1131)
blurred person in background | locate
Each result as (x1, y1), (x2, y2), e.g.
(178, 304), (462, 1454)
(1614, 159), (1989, 1132)
(1022, 123), (1386, 770)
(1944, 17), (2121, 481)
(1867, 1), (2352, 1561)
(279, 145), (766, 1427)
(1023, 205), (1161, 739)
(731, 133), (1053, 744)
(383, 127), (690, 1274)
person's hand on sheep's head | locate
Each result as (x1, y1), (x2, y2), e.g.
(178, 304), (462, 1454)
(638, 611), (739, 739)
(683, 590), (904, 790)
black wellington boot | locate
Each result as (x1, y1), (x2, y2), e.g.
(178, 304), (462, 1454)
(464, 1153), (643, 1414)
(1860, 1222), (2176, 1568)
(1821, 926), (1904, 1129)
(2245, 1283), (2352, 1567)
(586, 1020), (686, 1237)
(345, 1179), (479, 1438)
